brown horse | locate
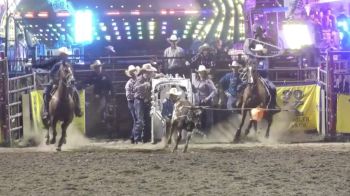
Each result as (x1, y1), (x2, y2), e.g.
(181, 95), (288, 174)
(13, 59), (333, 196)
(234, 66), (280, 143)
(46, 62), (75, 151)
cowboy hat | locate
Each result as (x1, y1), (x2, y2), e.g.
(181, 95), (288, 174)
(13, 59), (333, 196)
(105, 45), (116, 53)
(125, 65), (140, 77)
(58, 47), (72, 55)
(228, 61), (241, 68)
(167, 34), (181, 44)
(90, 60), (103, 70)
(139, 63), (157, 73)
(196, 65), (210, 73)
(198, 43), (213, 53)
(167, 87), (182, 96)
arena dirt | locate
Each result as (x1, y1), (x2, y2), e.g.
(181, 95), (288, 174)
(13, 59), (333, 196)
(0, 142), (349, 196)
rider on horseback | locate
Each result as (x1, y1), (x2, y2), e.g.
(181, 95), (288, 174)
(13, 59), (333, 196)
(32, 47), (83, 120)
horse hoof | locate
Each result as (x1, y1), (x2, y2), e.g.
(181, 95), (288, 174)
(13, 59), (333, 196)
(56, 147), (62, 152)
(46, 140), (50, 145)
(63, 138), (67, 144)
(50, 139), (56, 144)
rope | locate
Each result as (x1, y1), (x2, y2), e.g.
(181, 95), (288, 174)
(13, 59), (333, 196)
(184, 105), (295, 112)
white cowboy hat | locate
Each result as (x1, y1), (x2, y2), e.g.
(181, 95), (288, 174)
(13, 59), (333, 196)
(90, 60), (103, 70)
(125, 65), (140, 77)
(251, 44), (265, 52)
(167, 35), (181, 44)
(58, 47), (72, 55)
(198, 43), (213, 53)
(167, 88), (182, 96)
(228, 61), (240, 67)
(105, 45), (116, 53)
(196, 65), (210, 73)
(139, 63), (157, 73)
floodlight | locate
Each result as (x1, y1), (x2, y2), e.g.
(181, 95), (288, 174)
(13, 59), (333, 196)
(74, 10), (94, 43)
(281, 23), (314, 50)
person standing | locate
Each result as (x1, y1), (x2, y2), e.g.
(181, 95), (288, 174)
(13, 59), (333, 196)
(133, 63), (157, 143)
(192, 65), (217, 133)
(163, 35), (186, 77)
(124, 65), (140, 144)
(219, 62), (243, 109)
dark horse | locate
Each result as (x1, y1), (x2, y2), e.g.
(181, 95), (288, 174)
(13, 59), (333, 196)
(44, 62), (75, 151)
(234, 66), (280, 143)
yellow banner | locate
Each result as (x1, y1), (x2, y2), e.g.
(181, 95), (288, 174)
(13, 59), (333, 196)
(336, 94), (350, 133)
(30, 90), (85, 134)
(276, 85), (320, 131)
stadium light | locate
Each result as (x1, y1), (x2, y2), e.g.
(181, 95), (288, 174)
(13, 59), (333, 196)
(74, 10), (94, 44)
(282, 23), (314, 50)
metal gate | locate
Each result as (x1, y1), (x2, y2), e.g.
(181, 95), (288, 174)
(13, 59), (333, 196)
(0, 60), (35, 146)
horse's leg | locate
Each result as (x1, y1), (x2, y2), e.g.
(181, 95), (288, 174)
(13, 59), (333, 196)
(172, 130), (182, 153)
(244, 111), (253, 136)
(253, 120), (258, 133)
(183, 131), (192, 153)
(50, 118), (58, 144)
(167, 122), (176, 145)
(265, 113), (273, 138)
(57, 121), (70, 151)
(234, 104), (248, 143)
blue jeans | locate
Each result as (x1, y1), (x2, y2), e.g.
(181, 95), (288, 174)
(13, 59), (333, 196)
(127, 100), (137, 141)
(134, 98), (145, 142)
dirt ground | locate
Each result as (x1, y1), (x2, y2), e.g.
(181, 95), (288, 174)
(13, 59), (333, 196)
(0, 141), (349, 196)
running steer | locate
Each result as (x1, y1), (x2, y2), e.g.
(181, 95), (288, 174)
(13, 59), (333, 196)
(167, 100), (202, 153)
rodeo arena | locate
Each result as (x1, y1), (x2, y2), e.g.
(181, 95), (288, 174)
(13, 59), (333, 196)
(1, 0), (350, 195)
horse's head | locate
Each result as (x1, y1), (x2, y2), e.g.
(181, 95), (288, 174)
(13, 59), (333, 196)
(59, 62), (75, 88)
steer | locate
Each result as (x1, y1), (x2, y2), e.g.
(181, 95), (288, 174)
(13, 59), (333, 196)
(167, 100), (202, 153)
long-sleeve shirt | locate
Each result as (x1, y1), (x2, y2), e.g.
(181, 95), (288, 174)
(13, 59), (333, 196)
(219, 72), (242, 97)
(84, 72), (112, 96)
(161, 98), (174, 119)
(192, 78), (217, 104)
(125, 78), (136, 101)
(164, 46), (185, 69)
(134, 75), (152, 101)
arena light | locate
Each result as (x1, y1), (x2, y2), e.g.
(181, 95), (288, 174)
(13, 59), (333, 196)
(24, 12), (34, 18)
(74, 10), (94, 44)
(282, 23), (314, 50)
(56, 11), (70, 17)
(38, 12), (49, 18)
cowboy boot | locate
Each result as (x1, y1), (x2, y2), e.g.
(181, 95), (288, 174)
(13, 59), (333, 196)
(73, 89), (83, 117)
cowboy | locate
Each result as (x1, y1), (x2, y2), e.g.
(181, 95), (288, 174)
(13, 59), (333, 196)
(219, 62), (243, 109)
(133, 63), (158, 143)
(84, 60), (112, 98)
(32, 47), (83, 120)
(191, 43), (215, 69)
(125, 65), (140, 144)
(192, 65), (217, 133)
(163, 35), (186, 76)
(161, 87), (182, 142)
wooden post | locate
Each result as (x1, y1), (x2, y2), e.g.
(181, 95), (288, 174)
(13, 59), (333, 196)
(326, 51), (336, 137)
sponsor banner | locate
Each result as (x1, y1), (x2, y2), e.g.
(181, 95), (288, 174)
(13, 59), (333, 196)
(336, 94), (350, 133)
(276, 85), (320, 131)
(30, 90), (85, 134)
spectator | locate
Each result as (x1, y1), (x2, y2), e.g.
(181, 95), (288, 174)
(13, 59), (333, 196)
(219, 62), (243, 109)
(192, 65), (217, 133)
(213, 39), (230, 68)
(191, 43), (215, 69)
(163, 35), (186, 77)
(124, 65), (140, 144)
(133, 63), (158, 143)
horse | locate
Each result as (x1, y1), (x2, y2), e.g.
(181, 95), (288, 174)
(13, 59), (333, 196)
(233, 66), (280, 143)
(46, 62), (75, 151)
